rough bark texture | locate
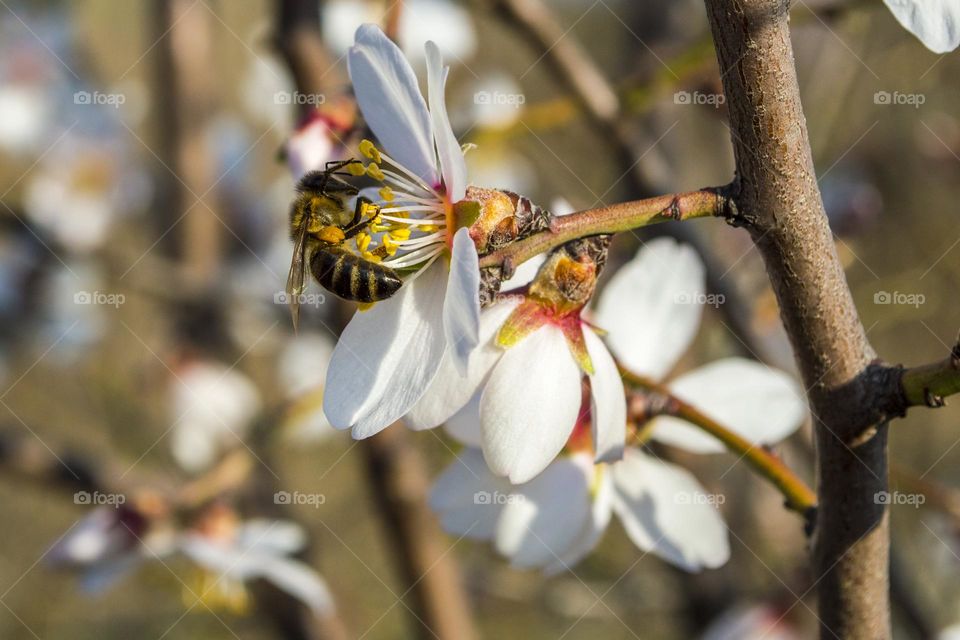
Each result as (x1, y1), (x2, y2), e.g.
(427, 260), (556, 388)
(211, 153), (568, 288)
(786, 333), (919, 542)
(703, 1), (890, 637)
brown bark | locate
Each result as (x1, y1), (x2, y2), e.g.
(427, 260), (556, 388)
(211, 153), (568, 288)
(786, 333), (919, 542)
(703, 1), (891, 637)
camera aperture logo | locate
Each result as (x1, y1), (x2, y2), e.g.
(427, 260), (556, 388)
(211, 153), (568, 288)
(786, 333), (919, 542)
(674, 491), (725, 506)
(473, 91), (525, 107)
(74, 490), (125, 506)
(274, 291), (326, 307)
(873, 290), (925, 308)
(674, 91), (725, 108)
(473, 490), (524, 505)
(674, 291), (725, 308)
(74, 90), (126, 109)
(74, 291), (125, 308)
(274, 490), (326, 508)
(873, 91), (925, 109)
(274, 91), (326, 106)
(874, 491), (924, 508)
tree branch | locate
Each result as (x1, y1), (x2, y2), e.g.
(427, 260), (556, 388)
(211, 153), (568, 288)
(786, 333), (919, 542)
(621, 370), (817, 521)
(478, 187), (736, 272)
(899, 333), (960, 408)
(703, 1), (891, 637)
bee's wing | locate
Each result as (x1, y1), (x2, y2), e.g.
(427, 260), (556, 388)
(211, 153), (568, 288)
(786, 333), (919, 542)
(286, 225), (309, 332)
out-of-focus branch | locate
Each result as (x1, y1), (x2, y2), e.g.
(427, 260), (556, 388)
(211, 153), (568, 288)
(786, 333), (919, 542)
(275, 0), (345, 114)
(486, 0), (778, 365)
(362, 427), (478, 640)
(622, 370), (817, 520)
(478, 186), (735, 272)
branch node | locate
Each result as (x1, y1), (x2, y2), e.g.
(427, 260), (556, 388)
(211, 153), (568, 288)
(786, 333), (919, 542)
(924, 388), (946, 408)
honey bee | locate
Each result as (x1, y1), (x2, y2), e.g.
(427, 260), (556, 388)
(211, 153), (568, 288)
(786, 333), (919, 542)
(286, 159), (402, 329)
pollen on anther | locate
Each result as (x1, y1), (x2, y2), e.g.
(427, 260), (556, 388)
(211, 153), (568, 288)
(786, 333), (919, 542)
(359, 139), (381, 163)
(346, 162), (366, 177)
(366, 163), (385, 181)
(378, 186), (395, 201)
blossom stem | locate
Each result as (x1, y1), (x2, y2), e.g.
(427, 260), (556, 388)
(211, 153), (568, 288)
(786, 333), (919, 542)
(898, 332), (960, 408)
(477, 186), (736, 272)
(620, 366), (818, 520)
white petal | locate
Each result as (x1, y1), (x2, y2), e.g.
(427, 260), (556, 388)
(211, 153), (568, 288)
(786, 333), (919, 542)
(238, 520), (306, 555)
(480, 326), (582, 483)
(610, 449), (729, 571)
(443, 228), (481, 374)
(651, 358), (807, 454)
(593, 238), (705, 380)
(884, 0), (960, 53)
(500, 254), (546, 290)
(181, 536), (334, 614)
(584, 328), (626, 464)
(544, 457), (614, 575)
(443, 392), (483, 447)
(348, 24), (437, 184)
(494, 455), (593, 568)
(425, 41), (466, 201)
(428, 448), (509, 539)
(406, 300), (516, 431)
(323, 261), (448, 437)
(257, 556), (336, 615)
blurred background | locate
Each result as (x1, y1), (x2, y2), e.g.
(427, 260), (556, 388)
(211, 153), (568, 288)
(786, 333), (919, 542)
(0, 0), (958, 638)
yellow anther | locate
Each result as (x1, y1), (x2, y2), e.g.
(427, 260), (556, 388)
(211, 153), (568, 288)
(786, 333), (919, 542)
(378, 186), (394, 202)
(359, 139), (381, 163)
(390, 228), (411, 240)
(346, 161), (366, 176)
(357, 233), (372, 252)
(362, 251), (381, 263)
(366, 163), (385, 181)
(422, 224), (438, 233)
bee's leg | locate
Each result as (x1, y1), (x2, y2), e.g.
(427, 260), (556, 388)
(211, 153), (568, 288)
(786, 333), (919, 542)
(342, 197), (380, 239)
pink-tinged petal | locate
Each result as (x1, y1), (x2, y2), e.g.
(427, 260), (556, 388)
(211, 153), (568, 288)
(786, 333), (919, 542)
(429, 448), (510, 540)
(348, 25), (437, 184)
(884, 0), (960, 53)
(406, 300), (517, 431)
(494, 455), (593, 568)
(652, 358), (807, 454)
(610, 448), (730, 571)
(425, 41), (466, 200)
(323, 261), (448, 437)
(544, 459), (614, 575)
(560, 320), (594, 375)
(443, 227), (481, 374)
(286, 118), (335, 180)
(481, 325), (582, 483)
(593, 238), (705, 380)
(496, 299), (549, 348)
(584, 329), (626, 464)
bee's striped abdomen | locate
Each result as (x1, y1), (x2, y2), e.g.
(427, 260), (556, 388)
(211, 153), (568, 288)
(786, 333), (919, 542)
(310, 247), (402, 303)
